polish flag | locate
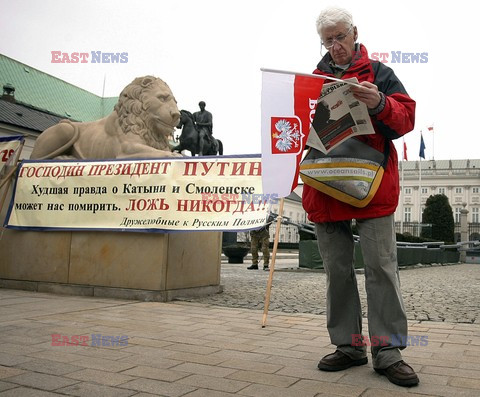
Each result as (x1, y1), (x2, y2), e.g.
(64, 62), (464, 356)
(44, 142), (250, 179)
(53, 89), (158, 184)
(261, 70), (325, 197)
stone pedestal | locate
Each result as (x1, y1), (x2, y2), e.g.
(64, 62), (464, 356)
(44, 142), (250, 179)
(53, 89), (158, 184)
(0, 186), (222, 301)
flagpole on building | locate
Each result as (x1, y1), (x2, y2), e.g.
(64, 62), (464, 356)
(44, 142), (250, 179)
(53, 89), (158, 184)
(261, 197), (284, 328)
(418, 157), (422, 229)
(418, 132), (423, 233)
(418, 130), (428, 232)
(431, 124), (435, 160)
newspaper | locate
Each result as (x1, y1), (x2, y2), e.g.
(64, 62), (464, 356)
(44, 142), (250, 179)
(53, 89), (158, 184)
(306, 77), (375, 154)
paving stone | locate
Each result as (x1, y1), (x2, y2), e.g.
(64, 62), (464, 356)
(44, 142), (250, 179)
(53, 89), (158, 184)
(14, 359), (82, 376)
(420, 365), (480, 379)
(162, 351), (226, 366)
(218, 358), (283, 374)
(360, 388), (416, 397)
(275, 366), (344, 382)
(56, 381), (137, 397)
(171, 362), (237, 378)
(0, 387), (67, 396)
(26, 351), (83, 364)
(162, 342), (219, 355)
(119, 354), (183, 369)
(120, 365), (189, 382)
(227, 370), (298, 388)
(237, 382), (316, 397)
(0, 367), (25, 380)
(119, 378), (196, 396)
(71, 357), (135, 372)
(408, 382), (480, 397)
(288, 379), (366, 397)
(449, 376), (480, 390)
(3, 371), (79, 391)
(0, 381), (17, 392)
(65, 368), (135, 386)
(182, 389), (238, 397)
(129, 394), (162, 397)
(202, 340), (258, 352)
(178, 374), (250, 393)
(0, 344), (44, 356)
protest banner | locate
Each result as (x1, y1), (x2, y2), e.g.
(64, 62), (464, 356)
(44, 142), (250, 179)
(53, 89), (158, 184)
(5, 154), (272, 232)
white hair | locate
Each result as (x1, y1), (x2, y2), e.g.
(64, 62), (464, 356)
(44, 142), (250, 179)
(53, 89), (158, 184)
(316, 6), (354, 35)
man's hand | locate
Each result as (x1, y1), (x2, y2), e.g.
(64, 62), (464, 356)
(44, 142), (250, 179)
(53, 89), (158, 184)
(350, 81), (382, 109)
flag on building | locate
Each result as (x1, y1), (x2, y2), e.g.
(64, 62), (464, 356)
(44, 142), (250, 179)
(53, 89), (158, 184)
(403, 140), (408, 161)
(427, 125), (434, 133)
(0, 135), (25, 178)
(419, 133), (426, 159)
(261, 70), (325, 197)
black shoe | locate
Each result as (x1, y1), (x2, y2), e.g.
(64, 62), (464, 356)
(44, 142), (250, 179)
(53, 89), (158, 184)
(375, 360), (419, 387)
(263, 265), (269, 271)
(247, 264), (258, 270)
(318, 350), (368, 371)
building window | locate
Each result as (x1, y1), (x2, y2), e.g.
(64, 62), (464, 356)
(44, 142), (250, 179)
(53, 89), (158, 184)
(438, 187), (446, 195)
(405, 188), (412, 195)
(473, 208), (479, 223)
(421, 187), (428, 194)
(455, 207), (461, 223)
(473, 187), (479, 194)
(404, 207), (411, 222)
(455, 187), (463, 194)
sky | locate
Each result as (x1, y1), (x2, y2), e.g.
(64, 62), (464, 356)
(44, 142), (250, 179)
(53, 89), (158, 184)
(1, 0), (478, 161)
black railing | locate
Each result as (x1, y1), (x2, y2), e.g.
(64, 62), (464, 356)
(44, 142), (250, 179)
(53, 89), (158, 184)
(396, 222), (480, 241)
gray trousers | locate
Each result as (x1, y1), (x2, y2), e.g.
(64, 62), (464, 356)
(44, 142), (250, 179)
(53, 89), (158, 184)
(315, 214), (407, 369)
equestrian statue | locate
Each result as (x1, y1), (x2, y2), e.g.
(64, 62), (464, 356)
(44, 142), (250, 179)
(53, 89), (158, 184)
(173, 101), (223, 156)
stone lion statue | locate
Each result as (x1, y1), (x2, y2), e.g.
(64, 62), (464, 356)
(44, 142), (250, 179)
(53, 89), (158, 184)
(30, 76), (182, 160)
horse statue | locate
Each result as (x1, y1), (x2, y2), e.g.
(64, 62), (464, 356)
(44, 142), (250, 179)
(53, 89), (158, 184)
(173, 110), (223, 156)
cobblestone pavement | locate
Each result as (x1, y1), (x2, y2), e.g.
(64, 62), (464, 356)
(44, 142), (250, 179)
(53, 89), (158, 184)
(185, 254), (480, 324)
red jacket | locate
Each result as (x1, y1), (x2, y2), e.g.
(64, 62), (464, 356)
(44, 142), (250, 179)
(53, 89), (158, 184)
(302, 44), (415, 222)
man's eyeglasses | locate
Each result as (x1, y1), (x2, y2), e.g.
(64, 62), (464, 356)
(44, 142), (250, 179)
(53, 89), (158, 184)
(321, 25), (353, 49)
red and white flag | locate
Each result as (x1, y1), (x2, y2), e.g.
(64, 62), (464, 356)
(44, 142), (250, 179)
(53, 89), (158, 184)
(403, 140), (408, 161)
(261, 70), (325, 198)
(0, 135), (24, 177)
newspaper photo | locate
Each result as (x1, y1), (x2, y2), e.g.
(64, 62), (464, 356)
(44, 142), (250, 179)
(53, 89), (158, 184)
(306, 77), (375, 154)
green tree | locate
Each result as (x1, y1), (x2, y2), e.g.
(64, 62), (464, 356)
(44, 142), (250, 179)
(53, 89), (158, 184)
(421, 194), (455, 243)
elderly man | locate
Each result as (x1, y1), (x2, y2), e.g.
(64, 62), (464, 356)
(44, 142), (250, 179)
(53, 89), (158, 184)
(302, 7), (418, 387)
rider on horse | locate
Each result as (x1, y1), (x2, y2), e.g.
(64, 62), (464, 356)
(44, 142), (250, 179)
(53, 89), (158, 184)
(193, 101), (213, 156)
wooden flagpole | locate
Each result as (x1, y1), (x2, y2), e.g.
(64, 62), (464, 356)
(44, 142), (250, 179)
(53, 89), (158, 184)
(261, 197), (284, 328)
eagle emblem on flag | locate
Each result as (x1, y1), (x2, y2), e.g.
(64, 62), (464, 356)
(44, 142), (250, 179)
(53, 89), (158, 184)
(270, 116), (303, 155)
